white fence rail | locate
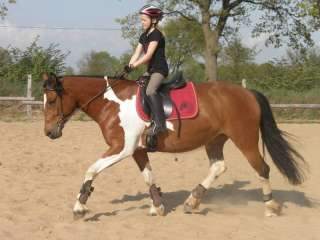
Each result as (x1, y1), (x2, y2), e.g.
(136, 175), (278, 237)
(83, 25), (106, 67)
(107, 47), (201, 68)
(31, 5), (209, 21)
(271, 104), (320, 109)
(0, 74), (38, 117)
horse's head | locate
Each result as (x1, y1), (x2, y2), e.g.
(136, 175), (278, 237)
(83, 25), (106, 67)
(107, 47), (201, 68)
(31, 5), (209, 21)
(42, 73), (77, 139)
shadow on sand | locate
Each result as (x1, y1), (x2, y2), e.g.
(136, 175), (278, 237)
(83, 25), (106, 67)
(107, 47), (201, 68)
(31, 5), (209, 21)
(85, 180), (319, 221)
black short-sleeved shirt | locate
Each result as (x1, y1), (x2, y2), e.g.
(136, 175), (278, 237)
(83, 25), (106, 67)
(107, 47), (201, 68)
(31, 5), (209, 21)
(139, 28), (169, 77)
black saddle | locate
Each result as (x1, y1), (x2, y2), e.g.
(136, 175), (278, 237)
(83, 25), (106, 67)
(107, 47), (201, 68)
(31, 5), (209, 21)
(139, 71), (187, 118)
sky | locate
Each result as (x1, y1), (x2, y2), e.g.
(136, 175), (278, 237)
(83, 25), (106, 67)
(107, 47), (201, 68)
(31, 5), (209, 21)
(0, 0), (319, 71)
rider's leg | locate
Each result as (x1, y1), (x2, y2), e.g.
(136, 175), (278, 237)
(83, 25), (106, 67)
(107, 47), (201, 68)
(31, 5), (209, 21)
(146, 72), (166, 135)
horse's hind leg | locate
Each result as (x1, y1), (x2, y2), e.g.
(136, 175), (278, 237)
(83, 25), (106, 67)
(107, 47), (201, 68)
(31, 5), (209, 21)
(243, 148), (282, 216)
(132, 148), (165, 216)
(184, 135), (228, 213)
(230, 128), (282, 216)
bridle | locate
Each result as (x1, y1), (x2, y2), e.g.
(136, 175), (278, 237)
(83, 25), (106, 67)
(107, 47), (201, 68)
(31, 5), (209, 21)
(43, 76), (122, 128)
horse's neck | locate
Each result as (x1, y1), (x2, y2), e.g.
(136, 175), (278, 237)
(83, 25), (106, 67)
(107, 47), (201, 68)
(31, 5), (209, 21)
(105, 78), (138, 101)
(75, 77), (137, 122)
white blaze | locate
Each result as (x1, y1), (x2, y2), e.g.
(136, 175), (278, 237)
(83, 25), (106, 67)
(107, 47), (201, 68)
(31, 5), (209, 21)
(43, 94), (47, 109)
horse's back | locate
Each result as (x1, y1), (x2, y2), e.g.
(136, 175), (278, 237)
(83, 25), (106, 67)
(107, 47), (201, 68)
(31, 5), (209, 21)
(195, 81), (261, 131)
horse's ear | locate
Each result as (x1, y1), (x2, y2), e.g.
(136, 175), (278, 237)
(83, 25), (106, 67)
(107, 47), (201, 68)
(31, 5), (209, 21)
(49, 73), (58, 84)
(42, 72), (59, 88)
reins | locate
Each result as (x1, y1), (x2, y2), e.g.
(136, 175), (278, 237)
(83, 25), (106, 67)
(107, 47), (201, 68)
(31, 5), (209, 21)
(44, 76), (123, 125)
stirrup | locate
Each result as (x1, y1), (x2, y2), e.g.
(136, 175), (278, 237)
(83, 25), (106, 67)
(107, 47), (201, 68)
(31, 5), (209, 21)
(146, 133), (157, 152)
(147, 121), (166, 136)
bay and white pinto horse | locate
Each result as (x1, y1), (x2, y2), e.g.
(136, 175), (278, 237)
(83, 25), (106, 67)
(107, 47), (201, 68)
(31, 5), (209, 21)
(42, 73), (306, 219)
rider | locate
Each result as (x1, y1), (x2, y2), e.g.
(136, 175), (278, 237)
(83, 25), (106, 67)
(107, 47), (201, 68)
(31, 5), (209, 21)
(128, 5), (168, 136)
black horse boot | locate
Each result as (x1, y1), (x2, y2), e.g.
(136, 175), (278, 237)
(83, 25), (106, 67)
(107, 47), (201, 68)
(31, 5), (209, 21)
(147, 93), (167, 136)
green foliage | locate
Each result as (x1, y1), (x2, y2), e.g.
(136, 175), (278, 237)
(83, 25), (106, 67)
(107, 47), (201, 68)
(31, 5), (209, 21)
(0, 37), (68, 98)
(246, 48), (320, 91)
(217, 38), (320, 93)
(298, 0), (320, 29)
(163, 17), (204, 73)
(218, 37), (258, 83)
(78, 51), (120, 76)
(151, 0), (316, 48)
(182, 57), (205, 83)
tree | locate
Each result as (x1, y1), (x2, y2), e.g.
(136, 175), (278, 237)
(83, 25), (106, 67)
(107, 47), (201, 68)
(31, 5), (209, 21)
(0, 37), (69, 97)
(163, 17), (204, 73)
(219, 37), (257, 82)
(0, 0), (15, 18)
(119, 0), (315, 81)
(298, 0), (320, 29)
(77, 51), (120, 76)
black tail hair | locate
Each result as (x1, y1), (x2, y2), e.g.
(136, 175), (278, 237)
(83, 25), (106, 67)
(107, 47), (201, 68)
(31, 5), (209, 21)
(251, 90), (307, 185)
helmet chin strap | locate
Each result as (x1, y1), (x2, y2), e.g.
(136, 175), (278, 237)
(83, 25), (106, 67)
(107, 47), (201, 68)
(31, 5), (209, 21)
(145, 19), (157, 35)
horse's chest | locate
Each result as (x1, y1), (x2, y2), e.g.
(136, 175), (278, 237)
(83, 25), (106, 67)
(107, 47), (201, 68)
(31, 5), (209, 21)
(104, 91), (146, 137)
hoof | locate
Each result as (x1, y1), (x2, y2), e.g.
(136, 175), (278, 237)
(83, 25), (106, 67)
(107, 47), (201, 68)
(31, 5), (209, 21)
(183, 194), (201, 214)
(73, 209), (89, 220)
(183, 203), (194, 214)
(265, 199), (282, 217)
(149, 204), (165, 216)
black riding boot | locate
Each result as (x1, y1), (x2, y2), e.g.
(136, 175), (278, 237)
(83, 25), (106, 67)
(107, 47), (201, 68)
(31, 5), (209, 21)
(147, 93), (167, 135)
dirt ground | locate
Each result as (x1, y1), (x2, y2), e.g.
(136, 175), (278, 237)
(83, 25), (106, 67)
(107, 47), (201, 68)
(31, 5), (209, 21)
(0, 121), (319, 240)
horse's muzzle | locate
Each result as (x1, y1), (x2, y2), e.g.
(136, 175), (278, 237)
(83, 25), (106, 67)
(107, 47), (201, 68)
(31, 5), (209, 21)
(45, 124), (63, 139)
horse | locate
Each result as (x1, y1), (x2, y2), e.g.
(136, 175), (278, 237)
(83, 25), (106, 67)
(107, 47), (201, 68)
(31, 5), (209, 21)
(42, 72), (306, 219)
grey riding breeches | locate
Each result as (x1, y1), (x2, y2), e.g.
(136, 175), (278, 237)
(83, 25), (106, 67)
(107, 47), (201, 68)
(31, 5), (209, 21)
(145, 72), (165, 96)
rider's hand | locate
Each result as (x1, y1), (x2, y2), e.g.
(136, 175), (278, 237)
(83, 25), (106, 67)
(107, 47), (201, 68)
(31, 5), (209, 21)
(124, 65), (133, 73)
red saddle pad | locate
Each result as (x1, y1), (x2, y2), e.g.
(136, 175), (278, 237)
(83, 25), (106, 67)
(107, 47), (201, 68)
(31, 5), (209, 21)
(136, 82), (199, 121)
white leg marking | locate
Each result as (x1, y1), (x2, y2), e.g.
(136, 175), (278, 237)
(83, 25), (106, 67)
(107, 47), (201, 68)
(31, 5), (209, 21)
(73, 193), (88, 213)
(73, 81), (148, 213)
(201, 161), (226, 189)
(166, 121), (174, 131)
(149, 202), (158, 215)
(257, 175), (272, 195)
(73, 200), (83, 212)
(142, 163), (154, 186)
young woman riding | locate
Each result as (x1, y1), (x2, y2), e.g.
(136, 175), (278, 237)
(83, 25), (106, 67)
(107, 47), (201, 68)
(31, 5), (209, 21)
(128, 5), (169, 136)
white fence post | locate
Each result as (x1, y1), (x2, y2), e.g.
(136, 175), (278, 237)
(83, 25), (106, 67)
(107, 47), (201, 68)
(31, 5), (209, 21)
(27, 74), (32, 118)
(242, 79), (247, 88)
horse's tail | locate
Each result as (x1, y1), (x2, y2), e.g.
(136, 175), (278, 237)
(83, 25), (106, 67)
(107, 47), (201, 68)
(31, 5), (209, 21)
(251, 90), (306, 185)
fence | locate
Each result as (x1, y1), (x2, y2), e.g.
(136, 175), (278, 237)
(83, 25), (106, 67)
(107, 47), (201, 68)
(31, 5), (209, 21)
(0, 77), (319, 118)
(0, 74), (38, 118)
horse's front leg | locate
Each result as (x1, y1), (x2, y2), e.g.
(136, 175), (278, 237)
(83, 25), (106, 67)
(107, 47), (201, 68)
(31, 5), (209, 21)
(132, 148), (165, 216)
(73, 143), (133, 219)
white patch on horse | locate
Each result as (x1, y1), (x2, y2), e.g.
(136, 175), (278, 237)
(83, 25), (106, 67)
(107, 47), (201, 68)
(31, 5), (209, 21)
(85, 77), (147, 174)
(201, 161), (227, 189)
(166, 121), (174, 131)
(103, 77), (175, 149)
(43, 94), (47, 109)
(142, 164), (154, 186)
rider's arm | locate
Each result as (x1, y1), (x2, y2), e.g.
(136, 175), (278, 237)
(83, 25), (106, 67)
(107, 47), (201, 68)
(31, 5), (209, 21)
(132, 41), (158, 68)
(129, 44), (144, 66)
